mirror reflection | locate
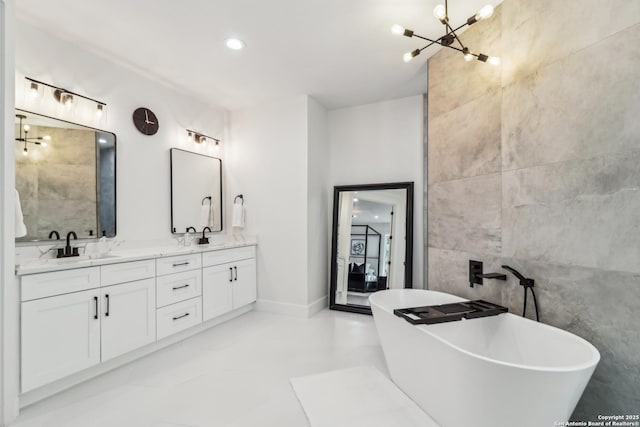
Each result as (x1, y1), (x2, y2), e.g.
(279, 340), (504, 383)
(170, 148), (222, 233)
(330, 183), (413, 314)
(15, 110), (116, 242)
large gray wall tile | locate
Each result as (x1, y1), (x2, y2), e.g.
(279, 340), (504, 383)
(502, 152), (640, 273)
(428, 173), (501, 255)
(499, 257), (640, 418)
(502, 23), (640, 170)
(428, 90), (501, 184)
(427, 0), (640, 417)
(502, 1), (640, 86)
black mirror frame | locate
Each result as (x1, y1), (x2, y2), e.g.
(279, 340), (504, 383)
(329, 181), (414, 315)
(15, 109), (117, 242)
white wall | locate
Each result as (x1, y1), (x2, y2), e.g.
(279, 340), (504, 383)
(306, 97), (329, 309)
(328, 95), (424, 289)
(14, 21), (227, 244)
(227, 96), (309, 311)
(1, 2), (17, 424)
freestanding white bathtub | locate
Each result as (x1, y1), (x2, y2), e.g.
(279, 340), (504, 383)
(370, 289), (599, 427)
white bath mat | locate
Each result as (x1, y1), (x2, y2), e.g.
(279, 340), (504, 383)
(290, 366), (439, 427)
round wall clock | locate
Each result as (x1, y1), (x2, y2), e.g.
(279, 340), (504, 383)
(132, 107), (159, 135)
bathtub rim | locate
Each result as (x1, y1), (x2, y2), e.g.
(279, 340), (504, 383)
(370, 289), (601, 373)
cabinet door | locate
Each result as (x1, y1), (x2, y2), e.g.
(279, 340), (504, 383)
(101, 279), (156, 362)
(202, 263), (233, 322)
(21, 289), (101, 392)
(233, 258), (257, 309)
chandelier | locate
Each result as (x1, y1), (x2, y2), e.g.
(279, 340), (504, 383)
(392, 0), (500, 65)
(15, 114), (51, 156)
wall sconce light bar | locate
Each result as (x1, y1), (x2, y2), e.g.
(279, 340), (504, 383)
(186, 129), (221, 148)
(25, 77), (107, 112)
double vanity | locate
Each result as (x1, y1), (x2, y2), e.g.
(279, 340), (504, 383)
(16, 241), (257, 398)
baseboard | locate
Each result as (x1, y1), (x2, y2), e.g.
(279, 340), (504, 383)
(307, 295), (328, 317)
(255, 296), (327, 318)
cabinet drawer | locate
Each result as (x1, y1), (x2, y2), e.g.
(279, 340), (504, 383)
(156, 253), (202, 276)
(156, 270), (202, 308)
(101, 259), (156, 286)
(22, 267), (100, 301)
(202, 246), (256, 267)
(156, 297), (202, 340)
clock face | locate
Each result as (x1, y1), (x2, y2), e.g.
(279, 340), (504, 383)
(132, 107), (159, 135)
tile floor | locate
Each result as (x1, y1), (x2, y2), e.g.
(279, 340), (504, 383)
(11, 309), (389, 427)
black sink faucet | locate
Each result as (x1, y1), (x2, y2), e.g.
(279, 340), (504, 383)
(57, 231), (79, 258)
(48, 230), (60, 240)
(198, 227), (212, 245)
(185, 226), (197, 233)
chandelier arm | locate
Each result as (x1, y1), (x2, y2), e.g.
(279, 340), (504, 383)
(412, 33), (441, 46)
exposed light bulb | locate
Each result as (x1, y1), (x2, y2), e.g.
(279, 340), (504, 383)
(23, 148), (28, 156)
(23, 124), (30, 132)
(391, 24), (404, 35)
(403, 49), (420, 63)
(43, 135), (51, 141)
(476, 4), (494, 20)
(96, 104), (104, 117)
(41, 141), (48, 147)
(488, 56), (501, 66)
(463, 48), (474, 62)
(433, 4), (447, 20)
(30, 82), (39, 98)
(225, 38), (245, 50)
(215, 141), (220, 151)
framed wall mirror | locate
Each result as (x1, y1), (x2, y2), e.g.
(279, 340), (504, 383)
(329, 182), (414, 314)
(170, 148), (222, 234)
(15, 109), (116, 242)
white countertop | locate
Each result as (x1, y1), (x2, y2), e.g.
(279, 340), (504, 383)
(16, 238), (257, 276)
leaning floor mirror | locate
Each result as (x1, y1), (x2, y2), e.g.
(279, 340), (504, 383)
(329, 182), (413, 314)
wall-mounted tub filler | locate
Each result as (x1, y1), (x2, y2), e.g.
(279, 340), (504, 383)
(370, 289), (600, 427)
(468, 259), (506, 287)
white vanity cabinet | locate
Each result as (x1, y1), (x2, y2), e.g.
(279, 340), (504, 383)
(21, 288), (101, 393)
(20, 261), (156, 392)
(202, 246), (257, 322)
(100, 278), (156, 362)
(19, 243), (257, 394)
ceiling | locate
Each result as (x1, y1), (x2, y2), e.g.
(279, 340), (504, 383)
(15, 0), (500, 111)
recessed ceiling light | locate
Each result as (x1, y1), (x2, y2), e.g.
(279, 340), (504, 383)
(225, 38), (245, 50)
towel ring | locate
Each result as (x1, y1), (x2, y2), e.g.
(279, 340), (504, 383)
(201, 196), (212, 206)
(234, 194), (244, 205)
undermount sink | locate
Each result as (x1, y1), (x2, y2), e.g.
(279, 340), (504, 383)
(51, 253), (120, 263)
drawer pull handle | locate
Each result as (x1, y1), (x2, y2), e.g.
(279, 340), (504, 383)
(93, 296), (98, 319)
(172, 262), (190, 267)
(105, 294), (110, 317)
(229, 267), (233, 282)
(172, 284), (190, 290)
(173, 313), (190, 321)
(234, 266), (238, 281)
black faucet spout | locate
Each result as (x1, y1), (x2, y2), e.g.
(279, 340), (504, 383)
(57, 231), (79, 258)
(49, 230), (60, 240)
(198, 227), (212, 245)
(185, 227), (197, 233)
